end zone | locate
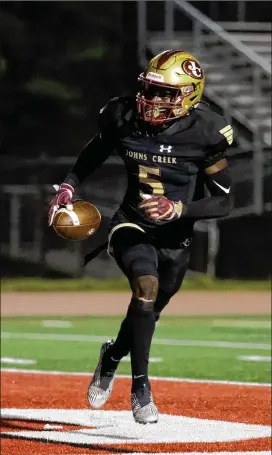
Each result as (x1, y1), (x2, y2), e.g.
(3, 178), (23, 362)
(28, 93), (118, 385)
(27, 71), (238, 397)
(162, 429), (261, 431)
(1, 369), (271, 455)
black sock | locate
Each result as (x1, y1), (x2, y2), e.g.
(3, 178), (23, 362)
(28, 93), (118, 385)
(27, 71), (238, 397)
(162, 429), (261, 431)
(100, 348), (120, 375)
(103, 299), (156, 383)
(100, 316), (131, 375)
(128, 299), (156, 384)
(110, 314), (132, 360)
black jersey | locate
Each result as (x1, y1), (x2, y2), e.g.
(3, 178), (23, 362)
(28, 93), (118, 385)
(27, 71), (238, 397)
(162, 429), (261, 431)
(99, 96), (232, 241)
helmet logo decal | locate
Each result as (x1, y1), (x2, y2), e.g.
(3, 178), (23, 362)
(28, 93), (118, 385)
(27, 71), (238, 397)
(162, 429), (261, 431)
(182, 60), (203, 79)
(146, 72), (164, 82)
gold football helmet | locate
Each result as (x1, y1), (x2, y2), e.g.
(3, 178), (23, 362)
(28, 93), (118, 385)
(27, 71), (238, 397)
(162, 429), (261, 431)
(137, 49), (205, 125)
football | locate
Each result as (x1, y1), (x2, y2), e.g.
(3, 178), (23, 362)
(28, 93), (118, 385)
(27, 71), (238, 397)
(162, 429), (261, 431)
(52, 200), (101, 241)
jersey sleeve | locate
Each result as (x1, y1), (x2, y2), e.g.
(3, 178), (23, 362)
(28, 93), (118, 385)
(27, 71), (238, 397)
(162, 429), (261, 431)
(98, 97), (123, 140)
(63, 99), (122, 187)
(203, 112), (233, 168)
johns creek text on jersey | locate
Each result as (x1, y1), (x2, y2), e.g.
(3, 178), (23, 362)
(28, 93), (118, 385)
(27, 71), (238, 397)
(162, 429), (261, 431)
(125, 150), (177, 165)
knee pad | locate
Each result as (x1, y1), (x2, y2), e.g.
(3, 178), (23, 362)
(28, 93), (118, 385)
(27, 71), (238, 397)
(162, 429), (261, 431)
(130, 257), (158, 278)
(127, 244), (158, 278)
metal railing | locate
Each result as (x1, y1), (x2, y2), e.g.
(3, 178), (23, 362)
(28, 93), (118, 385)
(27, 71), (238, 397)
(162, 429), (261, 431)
(173, 1), (271, 73)
(185, 1), (272, 24)
(218, 22), (272, 32)
(137, 1), (271, 72)
(1, 183), (122, 278)
(138, 2), (271, 140)
(137, 0), (271, 216)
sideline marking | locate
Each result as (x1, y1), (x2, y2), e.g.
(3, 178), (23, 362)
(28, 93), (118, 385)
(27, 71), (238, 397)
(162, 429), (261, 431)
(122, 356), (162, 363)
(238, 355), (271, 362)
(2, 331), (271, 350)
(1, 357), (36, 365)
(213, 320), (271, 329)
(42, 320), (72, 328)
(1, 367), (271, 387)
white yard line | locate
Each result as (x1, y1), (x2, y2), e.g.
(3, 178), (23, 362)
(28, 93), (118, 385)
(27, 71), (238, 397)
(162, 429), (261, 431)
(1, 357), (36, 365)
(212, 320), (271, 329)
(122, 356), (162, 363)
(1, 331), (271, 350)
(238, 355), (271, 362)
(42, 320), (72, 328)
(1, 367), (270, 387)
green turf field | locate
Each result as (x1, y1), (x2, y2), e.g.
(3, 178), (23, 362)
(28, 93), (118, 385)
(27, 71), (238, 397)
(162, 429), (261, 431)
(2, 276), (271, 291)
(1, 315), (271, 383)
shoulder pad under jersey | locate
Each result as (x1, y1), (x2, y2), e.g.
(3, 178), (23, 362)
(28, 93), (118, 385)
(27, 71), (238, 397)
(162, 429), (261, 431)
(98, 96), (136, 137)
(195, 103), (233, 150)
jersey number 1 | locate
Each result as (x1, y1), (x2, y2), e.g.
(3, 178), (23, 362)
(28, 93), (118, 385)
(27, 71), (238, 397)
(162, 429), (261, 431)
(138, 165), (164, 195)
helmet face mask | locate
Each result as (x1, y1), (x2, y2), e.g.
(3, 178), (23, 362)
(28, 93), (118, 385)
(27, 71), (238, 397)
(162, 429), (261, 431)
(137, 77), (197, 124)
(136, 50), (205, 125)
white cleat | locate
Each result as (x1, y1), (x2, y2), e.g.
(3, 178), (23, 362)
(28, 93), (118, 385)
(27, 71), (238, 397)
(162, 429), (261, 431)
(87, 340), (117, 409)
(131, 380), (159, 424)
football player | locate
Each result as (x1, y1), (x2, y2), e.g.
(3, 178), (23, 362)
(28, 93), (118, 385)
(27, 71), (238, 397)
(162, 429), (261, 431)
(48, 50), (232, 424)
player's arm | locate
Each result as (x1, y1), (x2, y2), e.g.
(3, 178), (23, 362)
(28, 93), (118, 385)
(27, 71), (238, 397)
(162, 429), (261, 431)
(48, 134), (114, 225)
(64, 133), (114, 188)
(182, 122), (233, 219)
(180, 158), (231, 219)
(64, 99), (120, 187)
(48, 101), (117, 226)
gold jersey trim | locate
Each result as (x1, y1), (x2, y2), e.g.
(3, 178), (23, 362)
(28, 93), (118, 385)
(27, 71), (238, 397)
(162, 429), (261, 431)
(220, 125), (233, 145)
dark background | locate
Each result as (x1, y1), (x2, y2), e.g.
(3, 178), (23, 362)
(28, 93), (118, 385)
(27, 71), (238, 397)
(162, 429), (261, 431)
(1, 1), (271, 280)
(0, 2), (138, 164)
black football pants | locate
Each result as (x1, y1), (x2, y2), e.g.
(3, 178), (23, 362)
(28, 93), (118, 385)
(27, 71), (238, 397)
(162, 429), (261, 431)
(109, 227), (190, 378)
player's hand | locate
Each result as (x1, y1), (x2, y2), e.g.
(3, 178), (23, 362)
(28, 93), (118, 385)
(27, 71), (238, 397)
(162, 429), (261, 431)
(139, 194), (183, 221)
(48, 183), (75, 226)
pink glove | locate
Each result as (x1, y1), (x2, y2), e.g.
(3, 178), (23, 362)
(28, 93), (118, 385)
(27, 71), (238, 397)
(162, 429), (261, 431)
(48, 183), (75, 226)
(139, 195), (183, 221)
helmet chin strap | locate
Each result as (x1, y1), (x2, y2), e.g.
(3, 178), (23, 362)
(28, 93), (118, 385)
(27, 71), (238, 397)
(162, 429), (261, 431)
(143, 117), (178, 135)
(142, 107), (192, 134)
